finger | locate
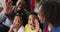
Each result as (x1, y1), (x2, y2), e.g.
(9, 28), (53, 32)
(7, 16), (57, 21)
(6, 0), (11, 5)
(10, 6), (15, 12)
(7, 0), (12, 6)
(8, 0), (12, 3)
(35, 19), (40, 28)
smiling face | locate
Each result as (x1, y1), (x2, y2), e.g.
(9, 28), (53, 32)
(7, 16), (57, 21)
(28, 15), (37, 30)
(13, 16), (23, 28)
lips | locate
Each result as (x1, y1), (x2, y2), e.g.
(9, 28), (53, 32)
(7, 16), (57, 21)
(30, 24), (35, 30)
(30, 23), (35, 27)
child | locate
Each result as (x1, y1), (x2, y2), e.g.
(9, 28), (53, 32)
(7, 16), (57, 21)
(8, 13), (24, 32)
(25, 12), (42, 32)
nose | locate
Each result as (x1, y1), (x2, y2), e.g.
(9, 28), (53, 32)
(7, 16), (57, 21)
(31, 20), (35, 24)
(15, 20), (19, 24)
(15, 22), (19, 25)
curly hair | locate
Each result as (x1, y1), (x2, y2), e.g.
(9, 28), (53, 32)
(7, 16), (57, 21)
(39, 1), (60, 27)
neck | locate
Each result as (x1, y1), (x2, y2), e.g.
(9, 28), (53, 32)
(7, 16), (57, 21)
(48, 23), (52, 32)
(16, 25), (22, 31)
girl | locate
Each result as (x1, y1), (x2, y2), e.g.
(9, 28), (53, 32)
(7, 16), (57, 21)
(25, 12), (42, 32)
(8, 13), (24, 32)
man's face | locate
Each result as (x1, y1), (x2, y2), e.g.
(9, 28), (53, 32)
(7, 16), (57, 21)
(13, 16), (22, 28)
(28, 15), (37, 30)
(38, 5), (45, 24)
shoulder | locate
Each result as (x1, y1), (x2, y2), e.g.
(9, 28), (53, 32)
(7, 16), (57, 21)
(25, 24), (31, 32)
(39, 29), (42, 32)
(56, 26), (60, 32)
(51, 26), (60, 32)
(25, 24), (30, 28)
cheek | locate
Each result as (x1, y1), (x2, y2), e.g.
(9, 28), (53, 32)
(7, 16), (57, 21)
(39, 15), (42, 20)
(14, 22), (19, 25)
(39, 15), (46, 23)
(28, 21), (31, 24)
(39, 14), (43, 20)
(19, 22), (22, 25)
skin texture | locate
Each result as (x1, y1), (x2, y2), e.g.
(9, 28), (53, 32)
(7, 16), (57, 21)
(8, 16), (23, 32)
(13, 16), (22, 28)
(28, 15), (36, 30)
(5, 0), (14, 15)
(5, 0), (25, 15)
(38, 5), (45, 24)
(28, 15), (40, 32)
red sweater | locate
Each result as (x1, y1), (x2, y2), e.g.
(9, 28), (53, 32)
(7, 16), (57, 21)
(45, 27), (49, 32)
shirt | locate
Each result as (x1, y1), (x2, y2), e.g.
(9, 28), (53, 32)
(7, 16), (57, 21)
(13, 25), (24, 32)
(0, 9), (12, 27)
(25, 24), (42, 32)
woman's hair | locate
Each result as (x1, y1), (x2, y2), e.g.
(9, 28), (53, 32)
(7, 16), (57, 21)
(39, 1), (60, 27)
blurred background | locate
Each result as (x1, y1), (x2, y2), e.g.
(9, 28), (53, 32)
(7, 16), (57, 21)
(0, 0), (60, 12)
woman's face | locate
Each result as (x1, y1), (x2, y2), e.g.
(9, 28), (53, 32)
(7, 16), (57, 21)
(38, 5), (45, 24)
(28, 15), (37, 30)
(13, 16), (22, 28)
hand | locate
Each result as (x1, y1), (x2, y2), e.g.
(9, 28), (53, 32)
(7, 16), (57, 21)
(10, 24), (17, 29)
(8, 24), (14, 32)
(9, 24), (18, 32)
(5, 0), (14, 15)
(35, 19), (40, 32)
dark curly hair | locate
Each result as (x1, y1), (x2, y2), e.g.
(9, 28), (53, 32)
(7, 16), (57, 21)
(39, 1), (60, 27)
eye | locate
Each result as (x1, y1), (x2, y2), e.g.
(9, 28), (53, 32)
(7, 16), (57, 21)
(29, 18), (31, 21)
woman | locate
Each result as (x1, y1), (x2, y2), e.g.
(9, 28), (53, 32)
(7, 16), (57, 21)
(38, 1), (60, 32)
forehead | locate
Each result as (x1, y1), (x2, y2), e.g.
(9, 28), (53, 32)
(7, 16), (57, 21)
(29, 15), (37, 19)
(14, 16), (22, 19)
(14, 16), (22, 22)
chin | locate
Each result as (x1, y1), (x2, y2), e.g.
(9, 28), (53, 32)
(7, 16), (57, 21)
(31, 25), (35, 30)
(31, 27), (35, 30)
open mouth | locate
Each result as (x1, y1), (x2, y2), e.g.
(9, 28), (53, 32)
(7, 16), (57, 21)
(30, 24), (35, 27)
(30, 24), (35, 30)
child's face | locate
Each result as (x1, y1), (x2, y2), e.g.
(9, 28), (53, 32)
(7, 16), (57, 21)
(28, 15), (37, 30)
(13, 16), (22, 28)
